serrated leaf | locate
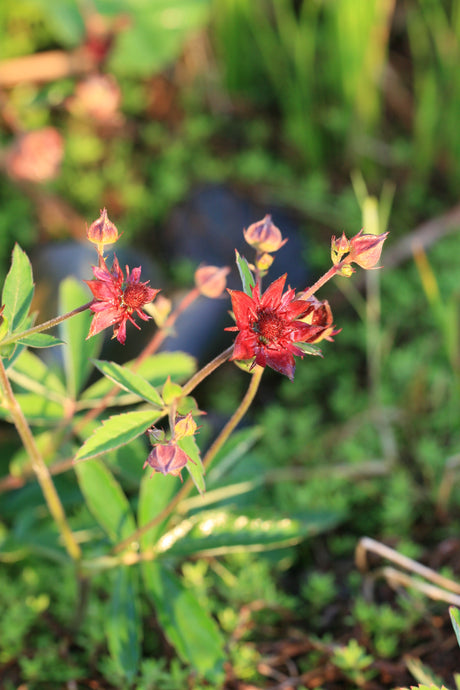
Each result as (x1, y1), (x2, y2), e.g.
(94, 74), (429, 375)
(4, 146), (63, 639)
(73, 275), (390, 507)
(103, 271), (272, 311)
(75, 410), (160, 461)
(2, 244), (34, 332)
(82, 351), (196, 401)
(75, 459), (137, 542)
(59, 277), (101, 398)
(178, 435), (205, 495)
(107, 566), (141, 682)
(450, 606), (460, 648)
(93, 359), (163, 406)
(156, 509), (341, 558)
(142, 561), (225, 683)
(235, 249), (255, 296)
(17, 333), (64, 348)
(138, 472), (179, 549)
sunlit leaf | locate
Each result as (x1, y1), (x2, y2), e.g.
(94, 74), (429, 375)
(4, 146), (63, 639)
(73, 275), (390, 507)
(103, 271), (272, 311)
(155, 509), (342, 557)
(0, 394), (64, 424)
(178, 435), (205, 495)
(9, 349), (66, 396)
(449, 606), (460, 648)
(235, 249), (255, 296)
(17, 333), (64, 348)
(75, 410), (160, 461)
(93, 359), (163, 406)
(82, 352), (196, 401)
(2, 244), (34, 332)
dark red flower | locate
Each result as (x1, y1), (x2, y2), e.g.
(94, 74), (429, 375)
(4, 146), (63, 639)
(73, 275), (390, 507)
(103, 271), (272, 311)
(85, 255), (159, 344)
(226, 274), (326, 381)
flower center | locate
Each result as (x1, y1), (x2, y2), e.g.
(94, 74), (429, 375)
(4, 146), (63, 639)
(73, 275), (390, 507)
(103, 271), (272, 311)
(123, 283), (151, 310)
(254, 309), (285, 345)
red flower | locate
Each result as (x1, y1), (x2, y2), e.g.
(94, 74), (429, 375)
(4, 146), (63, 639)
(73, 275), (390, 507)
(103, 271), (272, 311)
(226, 274), (326, 381)
(85, 255), (159, 344)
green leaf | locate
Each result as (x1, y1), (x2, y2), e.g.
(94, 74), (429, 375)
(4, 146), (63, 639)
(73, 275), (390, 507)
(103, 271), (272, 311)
(2, 244), (34, 332)
(156, 509), (342, 558)
(17, 333), (64, 348)
(59, 277), (101, 398)
(450, 606), (460, 648)
(75, 410), (160, 461)
(0, 394), (64, 424)
(82, 351), (196, 401)
(235, 249), (255, 296)
(162, 376), (183, 404)
(178, 435), (205, 495)
(108, 0), (212, 77)
(138, 471), (179, 549)
(75, 459), (137, 542)
(142, 561), (225, 683)
(208, 426), (263, 483)
(9, 350), (66, 396)
(296, 342), (323, 356)
(93, 359), (163, 406)
(107, 566), (141, 681)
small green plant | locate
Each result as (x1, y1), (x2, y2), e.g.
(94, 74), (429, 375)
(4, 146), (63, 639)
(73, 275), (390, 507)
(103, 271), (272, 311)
(331, 638), (376, 686)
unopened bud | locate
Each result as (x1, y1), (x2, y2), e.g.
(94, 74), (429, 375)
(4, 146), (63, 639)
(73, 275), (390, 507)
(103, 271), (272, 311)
(337, 264), (355, 278)
(174, 412), (198, 441)
(86, 208), (119, 256)
(331, 232), (351, 265)
(348, 230), (389, 269)
(255, 252), (274, 272)
(143, 442), (191, 478)
(298, 295), (340, 343)
(195, 265), (230, 298)
(243, 215), (287, 253)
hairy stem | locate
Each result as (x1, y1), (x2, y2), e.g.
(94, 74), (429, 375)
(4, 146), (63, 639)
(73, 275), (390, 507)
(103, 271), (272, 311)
(182, 345), (234, 396)
(112, 365), (263, 555)
(301, 264), (341, 300)
(0, 301), (93, 347)
(0, 358), (81, 561)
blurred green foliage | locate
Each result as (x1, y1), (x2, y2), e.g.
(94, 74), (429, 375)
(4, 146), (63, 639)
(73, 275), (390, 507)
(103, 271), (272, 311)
(1, 0), (460, 687)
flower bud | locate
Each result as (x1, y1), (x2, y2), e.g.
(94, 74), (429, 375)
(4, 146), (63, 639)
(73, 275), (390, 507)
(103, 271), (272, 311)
(337, 264), (355, 278)
(143, 441), (192, 479)
(86, 208), (119, 256)
(195, 265), (230, 298)
(243, 215), (287, 253)
(255, 252), (274, 272)
(348, 230), (389, 269)
(298, 295), (340, 343)
(331, 232), (350, 265)
(174, 412), (198, 441)
(6, 128), (63, 183)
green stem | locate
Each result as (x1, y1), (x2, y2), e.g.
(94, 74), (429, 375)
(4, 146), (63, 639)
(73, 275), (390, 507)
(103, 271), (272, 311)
(0, 301), (93, 347)
(0, 357), (81, 561)
(112, 365), (264, 555)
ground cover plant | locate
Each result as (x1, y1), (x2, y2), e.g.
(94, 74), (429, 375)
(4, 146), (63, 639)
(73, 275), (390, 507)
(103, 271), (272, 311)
(1, 0), (460, 688)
